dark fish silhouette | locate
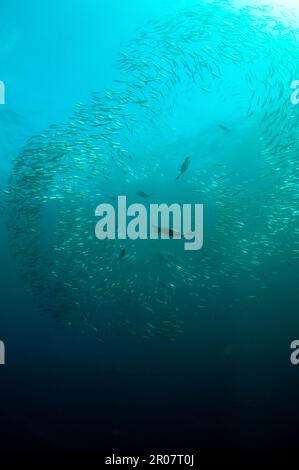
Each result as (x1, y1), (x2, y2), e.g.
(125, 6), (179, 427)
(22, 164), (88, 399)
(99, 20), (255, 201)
(136, 190), (151, 198)
(119, 248), (126, 260)
(154, 226), (182, 239)
(176, 157), (190, 180)
(154, 226), (194, 239)
(218, 123), (231, 133)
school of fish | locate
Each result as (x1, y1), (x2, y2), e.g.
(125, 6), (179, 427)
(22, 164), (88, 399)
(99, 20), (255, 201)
(1, 0), (299, 340)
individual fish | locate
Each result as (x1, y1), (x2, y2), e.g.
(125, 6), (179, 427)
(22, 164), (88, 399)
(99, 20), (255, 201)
(175, 157), (190, 180)
(119, 248), (126, 260)
(136, 190), (151, 198)
(218, 123), (231, 133)
(153, 226), (182, 239)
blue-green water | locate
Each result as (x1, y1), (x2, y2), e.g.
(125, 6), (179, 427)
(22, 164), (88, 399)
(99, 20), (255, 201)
(0, 0), (299, 454)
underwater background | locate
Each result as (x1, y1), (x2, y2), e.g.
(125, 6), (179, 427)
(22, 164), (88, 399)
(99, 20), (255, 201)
(1, 0), (299, 454)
